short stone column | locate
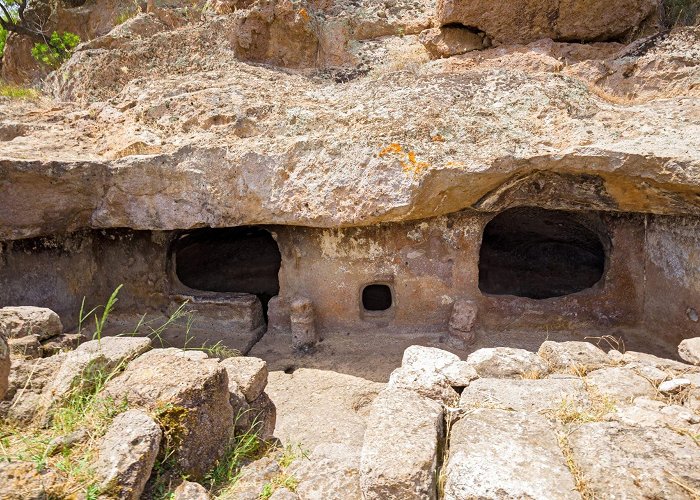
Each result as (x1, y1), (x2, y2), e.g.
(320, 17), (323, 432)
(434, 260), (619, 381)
(448, 299), (478, 346)
(290, 297), (318, 350)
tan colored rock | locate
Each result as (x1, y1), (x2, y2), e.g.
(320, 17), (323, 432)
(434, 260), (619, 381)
(8, 335), (41, 359)
(466, 347), (549, 378)
(40, 332), (84, 356)
(444, 409), (579, 499)
(290, 297), (318, 350)
(447, 299), (478, 346)
(0, 461), (63, 499)
(288, 443), (362, 500)
(538, 340), (609, 373)
(436, 0), (657, 44)
(460, 377), (588, 412)
(0, 306), (63, 340)
(419, 26), (486, 59)
(220, 356), (268, 402)
(94, 409), (162, 499)
(173, 480), (212, 499)
(568, 422), (700, 498)
(102, 349), (233, 479)
(679, 337), (700, 365)
(221, 455), (280, 500)
(1, 354), (65, 423)
(360, 388), (443, 500)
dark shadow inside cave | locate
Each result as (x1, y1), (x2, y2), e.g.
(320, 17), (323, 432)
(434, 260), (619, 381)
(478, 207), (606, 299)
(173, 227), (281, 318)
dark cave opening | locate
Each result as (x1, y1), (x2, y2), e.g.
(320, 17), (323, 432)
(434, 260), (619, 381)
(173, 227), (281, 319)
(362, 284), (393, 311)
(478, 207), (606, 299)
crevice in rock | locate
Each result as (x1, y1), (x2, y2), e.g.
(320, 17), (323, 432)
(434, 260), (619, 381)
(436, 407), (462, 499)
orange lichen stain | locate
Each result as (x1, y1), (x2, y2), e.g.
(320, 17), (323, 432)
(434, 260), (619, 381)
(378, 143), (403, 157)
(445, 161), (466, 168)
(298, 8), (310, 22)
(431, 134), (445, 142)
(378, 143), (429, 176)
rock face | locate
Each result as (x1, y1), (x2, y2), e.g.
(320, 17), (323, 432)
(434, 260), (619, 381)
(568, 422), (700, 498)
(103, 348), (234, 478)
(679, 337), (700, 365)
(444, 409), (579, 499)
(360, 388), (443, 500)
(466, 347), (549, 378)
(0, 461), (62, 499)
(538, 340), (609, 372)
(436, 0), (658, 44)
(0, 307), (63, 340)
(419, 26), (487, 59)
(94, 409), (162, 500)
(173, 480), (212, 500)
(220, 356), (268, 403)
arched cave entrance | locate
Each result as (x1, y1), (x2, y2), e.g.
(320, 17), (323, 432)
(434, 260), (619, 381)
(478, 207), (606, 299)
(173, 227), (281, 318)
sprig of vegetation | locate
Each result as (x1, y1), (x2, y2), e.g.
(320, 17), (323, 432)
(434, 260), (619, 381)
(31, 31), (80, 68)
(0, 81), (38, 98)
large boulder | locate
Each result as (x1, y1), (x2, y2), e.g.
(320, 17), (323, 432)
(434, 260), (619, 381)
(41, 337), (151, 417)
(584, 366), (656, 403)
(94, 409), (162, 499)
(360, 388), (443, 500)
(0, 306), (63, 341)
(568, 422), (700, 498)
(102, 349), (234, 479)
(466, 347), (549, 378)
(679, 337), (700, 365)
(538, 341), (609, 373)
(436, 0), (657, 45)
(388, 346), (477, 404)
(443, 409), (579, 499)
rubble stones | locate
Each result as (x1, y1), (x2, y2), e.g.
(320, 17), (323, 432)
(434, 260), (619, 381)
(220, 356), (268, 402)
(678, 337), (700, 365)
(466, 347), (549, 378)
(94, 409), (162, 500)
(0, 307), (63, 341)
(538, 341), (609, 373)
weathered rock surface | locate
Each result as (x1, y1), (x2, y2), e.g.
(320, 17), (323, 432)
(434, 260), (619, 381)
(360, 388), (443, 500)
(584, 366), (656, 403)
(0, 461), (62, 499)
(538, 340), (609, 372)
(41, 337), (151, 416)
(8, 334), (41, 359)
(419, 26), (486, 59)
(436, 0), (657, 44)
(103, 348), (233, 478)
(94, 409), (162, 499)
(568, 422), (700, 498)
(679, 337), (700, 365)
(0, 354), (65, 423)
(288, 443), (362, 500)
(0, 306), (63, 340)
(220, 356), (268, 402)
(444, 409), (579, 499)
(1, 24), (700, 240)
(466, 346), (549, 378)
(388, 345), (476, 404)
(460, 377), (588, 412)
(173, 480), (212, 500)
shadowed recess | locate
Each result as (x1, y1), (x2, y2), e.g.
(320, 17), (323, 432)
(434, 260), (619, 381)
(174, 227), (281, 313)
(479, 207), (606, 299)
(362, 284), (393, 311)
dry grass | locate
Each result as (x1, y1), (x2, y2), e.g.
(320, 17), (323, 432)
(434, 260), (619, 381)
(557, 432), (595, 500)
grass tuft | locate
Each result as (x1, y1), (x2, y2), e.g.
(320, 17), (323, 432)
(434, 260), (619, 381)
(0, 83), (39, 99)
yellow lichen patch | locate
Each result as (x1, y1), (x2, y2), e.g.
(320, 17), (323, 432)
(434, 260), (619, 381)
(378, 143), (403, 157)
(298, 8), (310, 22)
(377, 144), (430, 176)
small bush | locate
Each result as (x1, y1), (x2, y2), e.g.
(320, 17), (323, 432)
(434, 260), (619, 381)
(664, 0), (700, 27)
(0, 26), (7, 56)
(31, 31), (81, 68)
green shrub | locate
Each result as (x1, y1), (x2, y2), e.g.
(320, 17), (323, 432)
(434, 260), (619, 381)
(0, 26), (7, 56)
(31, 31), (80, 68)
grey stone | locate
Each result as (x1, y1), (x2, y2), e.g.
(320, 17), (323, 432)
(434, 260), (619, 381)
(0, 306), (63, 340)
(444, 409), (579, 499)
(447, 299), (478, 345)
(466, 347), (549, 378)
(568, 422), (700, 498)
(219, 455), (280, 500)
(174, 480), (212, 499)
(0, 461), (62, 499)
(94, 409), (161, 500)
(658, 378), (692, 393)
(538, 341), (609, 373)
(220, 356), (268, 402)
(40, 333), (84, 357)
(102, 349), (234, 479)
(622, 351), (699, 374)
(678, 337), (700, 365)
(288, 443), (362, 500)
(460, 377), (588, 413)
(388, 346), (477, 404)
(360, 388), (443, 500)
(585, 366), (656, 403)
(290, 297), (318, 350)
